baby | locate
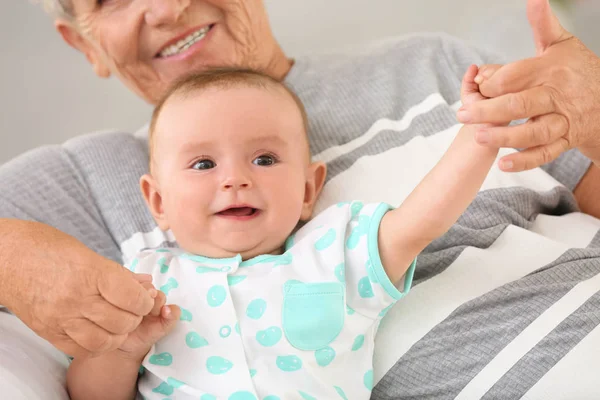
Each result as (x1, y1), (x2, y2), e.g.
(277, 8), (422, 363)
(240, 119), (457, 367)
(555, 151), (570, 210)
(67, 66), (498, 400)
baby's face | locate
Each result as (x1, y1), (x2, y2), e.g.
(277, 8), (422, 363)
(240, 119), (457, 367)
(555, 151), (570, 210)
(146, 85), (322, 259)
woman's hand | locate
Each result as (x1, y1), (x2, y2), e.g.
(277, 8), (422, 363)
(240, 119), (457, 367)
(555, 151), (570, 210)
(0, 219), (156, 358)
(456, 0), (600, 172)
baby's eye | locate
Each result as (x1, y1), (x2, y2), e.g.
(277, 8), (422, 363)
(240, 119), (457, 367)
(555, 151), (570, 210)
(253, 155), (276, 166)
(192, 159), (216, 170)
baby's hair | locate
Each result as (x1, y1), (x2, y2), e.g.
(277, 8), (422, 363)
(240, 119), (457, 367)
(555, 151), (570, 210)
(148, 67), (309, 167)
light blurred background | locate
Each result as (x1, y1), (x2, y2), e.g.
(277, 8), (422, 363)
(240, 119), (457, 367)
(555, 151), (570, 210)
(1, 0), (599, 163)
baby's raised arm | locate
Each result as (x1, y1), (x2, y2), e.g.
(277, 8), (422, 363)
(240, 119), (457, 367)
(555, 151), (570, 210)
(379, 65), (501, 283)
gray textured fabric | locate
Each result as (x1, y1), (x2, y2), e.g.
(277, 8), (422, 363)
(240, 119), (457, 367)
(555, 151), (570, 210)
(0, 33), (598, 398)
(481, 290), (600, 399)
(372, 252), (600, 400)
(414, 186), (581, 285)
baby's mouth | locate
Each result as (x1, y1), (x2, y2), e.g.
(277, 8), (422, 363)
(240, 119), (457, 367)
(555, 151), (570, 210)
(217, 207), (258, 217)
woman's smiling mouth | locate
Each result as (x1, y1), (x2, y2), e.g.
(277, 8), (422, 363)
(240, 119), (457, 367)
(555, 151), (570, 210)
(157, 24), (215, 58)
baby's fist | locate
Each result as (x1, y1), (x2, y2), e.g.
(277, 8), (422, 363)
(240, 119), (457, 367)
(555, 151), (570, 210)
(118, 283), (181, 360)
(461, 65), (487, 106)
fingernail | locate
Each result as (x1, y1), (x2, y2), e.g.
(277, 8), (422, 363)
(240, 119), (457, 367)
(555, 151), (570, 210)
(149, 288), (158, 298)
(457, 109), (471, 123)
(474, 75), (483, 84)
(476, 129), (490, 144)
(500, 160), (514, 170)
(163, 306), (171, 318)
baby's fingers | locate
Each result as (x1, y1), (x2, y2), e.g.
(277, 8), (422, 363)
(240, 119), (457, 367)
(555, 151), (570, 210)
(137, 305), (181, 345)
(150, 290), (167, 317)
(460, 65), (486, 106)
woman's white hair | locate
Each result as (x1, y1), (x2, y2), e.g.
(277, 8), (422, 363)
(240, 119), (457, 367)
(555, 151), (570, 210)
(38, 0), (73, 19)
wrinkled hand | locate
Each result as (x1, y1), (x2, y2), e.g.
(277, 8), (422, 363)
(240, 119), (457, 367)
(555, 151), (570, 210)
(3, 221), (157, 358)
(118, 281), (180, 361)
(456, 0), (600, 172)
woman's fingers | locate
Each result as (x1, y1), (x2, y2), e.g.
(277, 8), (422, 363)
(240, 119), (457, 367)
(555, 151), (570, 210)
(458, 85), (557, 125)
(62, 318), (128, 355)
(80, 297), (143, 335)
(97, 268), (156, 316)
(498, 139), (571, 172)
(474, 113), (569, 149)
(477, 58), (546, 98)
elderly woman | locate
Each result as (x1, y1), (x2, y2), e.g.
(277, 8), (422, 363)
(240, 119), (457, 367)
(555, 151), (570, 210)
(1, 0), (600, 398)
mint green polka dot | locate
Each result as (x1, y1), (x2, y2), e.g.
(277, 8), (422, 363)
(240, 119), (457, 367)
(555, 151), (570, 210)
(186, 332), (208, 349)
(128, 258), (139, 272)
(334, 386), (348, 399)
(315, 228), (336, 251)
(298, 391), (317, 400)
(246, 299), (267, 319)
(155, 249), (171, 253)
(200, 395), (217, 400)
(256, 326), (282, 347)
(158, 257), (169, 273)
(276, 355), (302, 372)
(159, 277), (178, 296)
(352, 335), (365, 351)
(366, 260), (378, 282)
(263, 396), (280, 400)
(274, 252), (293, 266)
(379, 304), (393, 317)
(346, 305), (355, 315)
(249, 368), (257, 377)
(207, 285), (227, 307)
(196, 266), (221, 274)
(149, 352), (172, 366)
(228, 276), (247, 286)
(206, 356), (233, 375)
(315, 346), (336, 367)
(166, 377), (185, 388)
(221, 265), (232, 272)
(337, 202), (351, 208)
(358, 277), (374, 298)
(152, 381), (173, 395)
(235, 323), (240, 334)
(220, 325), (232, 338)
(334, 263), (345, 283)
(350, 201), (364, 218)
(180, 307), (192, 321)
(346, 228), (361, 250)
(364, 370), (373, 390)
(229, 392), (257, 400)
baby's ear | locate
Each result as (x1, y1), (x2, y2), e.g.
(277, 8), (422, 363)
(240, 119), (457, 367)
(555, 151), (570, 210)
(300, 161), (327, 221)
(140, 174), (170, 230)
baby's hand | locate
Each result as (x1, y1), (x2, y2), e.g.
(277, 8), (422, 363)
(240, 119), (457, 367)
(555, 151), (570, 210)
(117, 280), (181, 361)
(461, 65), (487, 107)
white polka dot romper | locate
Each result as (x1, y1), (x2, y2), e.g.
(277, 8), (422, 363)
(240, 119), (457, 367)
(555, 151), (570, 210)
(131, 202), (416, 400)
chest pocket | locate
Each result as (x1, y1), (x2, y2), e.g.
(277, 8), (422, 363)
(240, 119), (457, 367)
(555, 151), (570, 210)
(282, 281), (345, 351)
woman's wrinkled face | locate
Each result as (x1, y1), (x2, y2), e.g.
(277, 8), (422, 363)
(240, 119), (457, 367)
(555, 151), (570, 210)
(60, 0), (289, 104)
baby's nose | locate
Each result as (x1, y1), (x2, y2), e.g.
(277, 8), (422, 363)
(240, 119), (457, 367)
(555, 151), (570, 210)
(221, 176), (252, 190)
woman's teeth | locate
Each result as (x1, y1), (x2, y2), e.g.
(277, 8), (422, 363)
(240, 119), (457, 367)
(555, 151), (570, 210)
(159, 26), (211, 58)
